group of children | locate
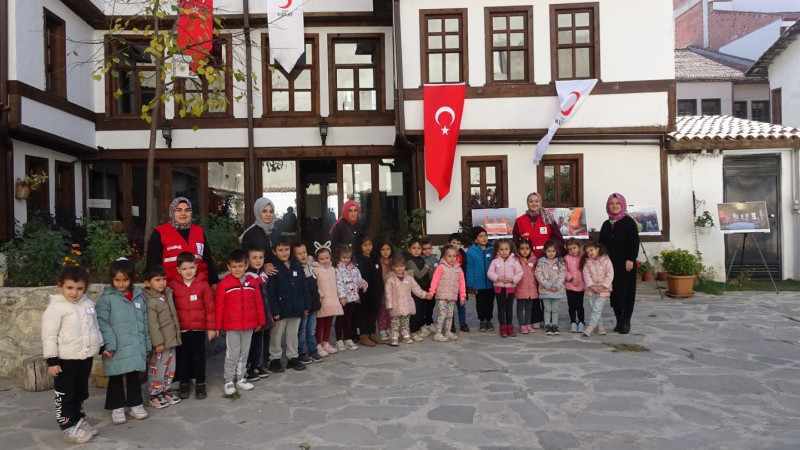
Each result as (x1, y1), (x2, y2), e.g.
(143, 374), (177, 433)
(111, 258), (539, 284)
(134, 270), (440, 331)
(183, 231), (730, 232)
(41, 226), (615, 444)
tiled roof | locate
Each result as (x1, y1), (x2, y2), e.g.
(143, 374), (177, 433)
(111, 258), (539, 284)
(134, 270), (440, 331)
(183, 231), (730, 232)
(747, 21), (800, 77)
(675, 48), (748, 81)
(670, 115), (800, 142)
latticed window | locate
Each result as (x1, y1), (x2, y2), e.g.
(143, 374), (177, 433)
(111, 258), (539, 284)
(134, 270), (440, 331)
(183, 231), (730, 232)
(265, 36), (317, 114)
(178, 37), (231, 116)
(109, 38), (156, 116)
(551, 5), (598, 80)
(461, 158), (508, 226)
(331, 37), (381, 112)
(486, 7), (532, 83)
(537, 156), (582, 208)
(422, 10), (467, 84)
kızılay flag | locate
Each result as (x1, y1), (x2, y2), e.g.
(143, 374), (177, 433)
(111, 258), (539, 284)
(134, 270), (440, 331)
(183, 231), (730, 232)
(534, 79), (598, 164)
(176, 0), (213, 73)
(267, 0), (305, 73)
(424, 84), (466, 201)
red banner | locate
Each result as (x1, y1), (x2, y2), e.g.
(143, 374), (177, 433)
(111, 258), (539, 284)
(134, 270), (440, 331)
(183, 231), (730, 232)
(177, 0), (213, 72)
(424, 84), (466, 201)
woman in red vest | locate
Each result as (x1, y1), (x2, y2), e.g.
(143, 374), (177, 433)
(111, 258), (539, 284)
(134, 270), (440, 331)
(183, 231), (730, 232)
(146, 197), (219, 289)
(512, 192), (566, 258)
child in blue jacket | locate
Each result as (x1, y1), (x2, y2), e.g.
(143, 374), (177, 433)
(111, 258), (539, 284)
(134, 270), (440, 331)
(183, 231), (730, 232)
(267, 240), (311, 373)
(465, 226), (494, 331)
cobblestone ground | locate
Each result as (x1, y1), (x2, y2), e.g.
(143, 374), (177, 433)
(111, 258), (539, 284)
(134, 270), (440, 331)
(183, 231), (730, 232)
(2, 284), (800, 449)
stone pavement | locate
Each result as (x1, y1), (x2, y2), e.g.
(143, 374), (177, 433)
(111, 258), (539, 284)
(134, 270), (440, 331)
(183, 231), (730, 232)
(2, 284), (800, 449)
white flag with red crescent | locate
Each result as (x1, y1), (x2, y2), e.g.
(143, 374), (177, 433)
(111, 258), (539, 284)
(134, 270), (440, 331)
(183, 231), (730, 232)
(534, 79), (597, 165)
(267, 0), (305, 73)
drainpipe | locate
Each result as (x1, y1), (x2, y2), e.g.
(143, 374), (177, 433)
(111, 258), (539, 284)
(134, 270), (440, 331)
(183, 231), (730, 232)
(392, 0), (420, 209)
(243, 0), (256, 217)
(793, 144), (800, 279)
(0, 0), (13, 241)
(702, 0), (710, 48)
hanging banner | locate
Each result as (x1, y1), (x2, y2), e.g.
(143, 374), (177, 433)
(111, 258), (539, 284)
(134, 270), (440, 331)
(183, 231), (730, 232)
(534, 79), (597, 165)
(176, 0), (214, 73)
(424, 83), (466, 201)
(267, 0), (305, 73)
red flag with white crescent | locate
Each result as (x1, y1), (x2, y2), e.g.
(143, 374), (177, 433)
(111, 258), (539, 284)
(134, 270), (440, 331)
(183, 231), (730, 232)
(177, 0), (213, 73)
(424, 84), (466, 201)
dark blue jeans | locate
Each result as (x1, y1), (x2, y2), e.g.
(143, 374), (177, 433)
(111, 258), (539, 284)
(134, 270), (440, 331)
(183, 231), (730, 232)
(298, 311), (318, 356)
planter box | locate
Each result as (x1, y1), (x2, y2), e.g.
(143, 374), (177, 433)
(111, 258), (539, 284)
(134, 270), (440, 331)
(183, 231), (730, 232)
(665, 274), (695, 298)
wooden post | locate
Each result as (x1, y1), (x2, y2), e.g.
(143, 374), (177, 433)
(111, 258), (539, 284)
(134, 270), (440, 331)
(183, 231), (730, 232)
(22, 355), (54, 392)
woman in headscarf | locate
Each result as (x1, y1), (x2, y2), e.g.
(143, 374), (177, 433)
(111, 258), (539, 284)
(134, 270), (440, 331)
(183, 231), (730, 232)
(146, 197), (219, 288)
(240, 197), (282, 274)
(330, 199), (363, 249)
(598, 193), (640, 334)
(512, 192), (566, 258)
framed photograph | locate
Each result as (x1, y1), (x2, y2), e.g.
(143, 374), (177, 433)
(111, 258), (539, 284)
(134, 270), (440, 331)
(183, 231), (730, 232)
(472, 208), (517, 239)
(546, 207), (588, 239)
(717, 201), (770, 234)
(627, 205), (661, 236)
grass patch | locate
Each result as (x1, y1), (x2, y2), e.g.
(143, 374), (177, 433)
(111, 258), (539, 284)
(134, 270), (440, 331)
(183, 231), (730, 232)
(604, 342), (650, 353)
(225, 391), (241, 401)
(692, 279), (800, 295)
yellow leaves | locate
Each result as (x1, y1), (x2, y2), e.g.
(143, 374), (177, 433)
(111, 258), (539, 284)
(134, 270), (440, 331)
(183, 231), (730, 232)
(113, 89), (123, 99)
(92, 74), (102, 81)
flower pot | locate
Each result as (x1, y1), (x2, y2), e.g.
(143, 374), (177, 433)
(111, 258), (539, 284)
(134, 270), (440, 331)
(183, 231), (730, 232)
(14, 180), (30, 200)
(656, 271), (667, 281)
(697, 226), (712, 235)
(642, 270), (655, 281)
(665, 274), (695, 298)
(636, 273), (642, 281)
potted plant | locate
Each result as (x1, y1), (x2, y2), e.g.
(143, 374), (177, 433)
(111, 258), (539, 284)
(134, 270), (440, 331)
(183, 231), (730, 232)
(659, 249), (703, 298)
(652, 255), (667, 281)
(694, 210), (715, 235)
(636, 260), (654, 281)
(15, 171), (48, 200)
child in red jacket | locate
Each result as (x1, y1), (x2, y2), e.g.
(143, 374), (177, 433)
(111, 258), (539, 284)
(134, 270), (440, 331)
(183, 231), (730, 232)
(168, 252), (216, 400)
(216, 250), (266, 396)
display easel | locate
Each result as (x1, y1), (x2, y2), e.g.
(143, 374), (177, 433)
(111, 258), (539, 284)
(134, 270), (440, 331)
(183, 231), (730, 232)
(723, 233), (779, 294)
(640, 242), (664, 300)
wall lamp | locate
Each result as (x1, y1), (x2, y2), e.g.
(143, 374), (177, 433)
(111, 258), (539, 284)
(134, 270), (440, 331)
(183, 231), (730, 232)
(161, 120), (173, 148)
(318, 119), (329, 147)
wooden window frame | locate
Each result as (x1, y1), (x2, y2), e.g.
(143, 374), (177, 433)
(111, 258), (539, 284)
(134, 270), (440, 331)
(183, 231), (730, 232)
(420, 9), (469, 85)
(751, 100), (769, 123)
(677, 99), (697, 116)
(262, 34), (320, 117)
(484, 6), (534, 85)
(732, 100), (748, 119)
(461, 156), (509, 222)
(550, 3), (600, 81)
(105, 36), (158, 118)
(771, 88), (781, 125)
(25, 155), (50, 217)
(701, 98), (721, 116)
(44, 8), (66, 97)
(175, 35), (234, 118)
(537, 154), (583, 208)
(327, 33), (385, 115)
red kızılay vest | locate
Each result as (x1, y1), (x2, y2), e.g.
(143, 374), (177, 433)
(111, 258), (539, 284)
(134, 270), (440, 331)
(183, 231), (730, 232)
(155, 223), (208, 280)
(515, 214), (551, 258)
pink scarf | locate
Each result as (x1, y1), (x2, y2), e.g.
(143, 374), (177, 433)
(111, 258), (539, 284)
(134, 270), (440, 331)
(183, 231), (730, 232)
(606, 193), (627, 222)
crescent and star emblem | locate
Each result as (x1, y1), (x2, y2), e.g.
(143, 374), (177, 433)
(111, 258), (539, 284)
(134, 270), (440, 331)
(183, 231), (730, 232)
(560, 91), (580, 116)
(279, 0), (292, 9)
(434, 106), (456, 135)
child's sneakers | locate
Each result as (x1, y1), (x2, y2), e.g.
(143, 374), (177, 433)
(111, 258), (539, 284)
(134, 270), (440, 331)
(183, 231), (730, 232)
(419, 327), (431, 338)
(63, 423), (93, 444)
(479, 321), (487, 332)
(150, 395), (169, 409)
(111, 407), (127, 424)
(553, 324), (560, 335)
(389, 335), (399, 346)
(582, 325), (594, 337)
(411, 332), (424, 342)
(127, 404), (148, 420)
(298, 354), (313, 364)
(195, 382), (208, 399)
(544, 325), (553, 335)
(597, 324), (607, 335)
(288, 358), (307, 371)
(178, 382), (191, 399)
(309, 352), (324, 362)
(236, 378), (255, 391)
(268, 359), (285, 373)
(344, 339), (359, 350)
(578, 322), (586, 333)
(317, 344), (330, 357)
(402, 334), (413, 344)
(485, 322), (495, 332)
(433, 332), (448, 342)
(520, 324), (529, 334)
(445, 331), (458, 341)
(76, 418), (98, 437)
(162, 392), (181, 405)
(336, 340), (347, 352)
(244, 369), (260, 382)
(570, 322), (579, 333)
(223, 381), (236, 396)
(255, 366), (270, 378)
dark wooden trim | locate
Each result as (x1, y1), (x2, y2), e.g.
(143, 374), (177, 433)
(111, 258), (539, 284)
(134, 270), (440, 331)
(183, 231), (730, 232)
(54, 159), (76, 217)
(668, 89), (677, 131)
(58, 0), (105, 28)
(262, 33), (320, 117)
(405, 126), (668, 140)
(657, 141), (670, 243)
(1, 0), (11, 241)
(327, 33), (387, 115)
(549, 2), (600, 81)
(7, 81), (95, 122)
(25, 155), (50, 216)
(96, 111), (396, 130)
(420, 8), (469, 85)
(667, 139), (800, 151)
(83, 145), (404, 161)
(8, 123), (97, 156)
(483, 6), (535, 85)
(98, 12), (391, 31)
(403, 79), (675, 100)
(537, 153), (584, 208)
(43, 8), (67, 98)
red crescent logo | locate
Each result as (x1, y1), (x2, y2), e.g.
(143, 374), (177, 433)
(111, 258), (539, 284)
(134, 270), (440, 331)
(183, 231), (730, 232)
(279, 0), (292, 9)
(560, 91), (580, 115)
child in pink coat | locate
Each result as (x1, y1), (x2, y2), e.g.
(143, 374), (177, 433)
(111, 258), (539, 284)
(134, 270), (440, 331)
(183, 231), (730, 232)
(486, 239), (523, 338)
(515, 240), (538, 334)
(581, 241), (614, 337)
(384, 255), (430, 346)
(428, 245), (466, 343)
(564, 240), (586, 333)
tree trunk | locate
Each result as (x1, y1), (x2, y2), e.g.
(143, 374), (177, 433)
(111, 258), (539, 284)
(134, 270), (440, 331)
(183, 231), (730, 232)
(143, 4), (166, 245)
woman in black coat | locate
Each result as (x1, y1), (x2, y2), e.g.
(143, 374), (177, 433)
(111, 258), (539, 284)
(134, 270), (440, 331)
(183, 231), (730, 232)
(598, 193), (640, 334)
(240, 197), (283, 275)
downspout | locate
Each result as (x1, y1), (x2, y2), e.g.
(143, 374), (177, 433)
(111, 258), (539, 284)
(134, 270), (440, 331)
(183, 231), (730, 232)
(702, 0), (710, 48)
(0, 0), (13, 241)
(243, 0), (256, 216)
(792, 144), (800, 279)
(392, 0), (420, 209)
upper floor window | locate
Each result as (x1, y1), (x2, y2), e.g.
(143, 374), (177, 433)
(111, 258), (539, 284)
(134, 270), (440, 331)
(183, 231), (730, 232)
(264, 35), (318, 115)
(485, 7), (533, 84)
(732, 101), (747, 119)
(751, 100), (769, 123)
(329, 35), (384, 112)
(44, 9), (66, 96)
(107, 37), (156, 117)
(677, 99), (696, 116)
(551, 4), (599, 80)
(421, 9), (468, 84)
(701, 98), (721, 116)
(177, 36), (232, 117)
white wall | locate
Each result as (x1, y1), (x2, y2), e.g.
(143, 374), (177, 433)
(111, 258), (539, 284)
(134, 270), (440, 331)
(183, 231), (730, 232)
(676, 81), (733, 115)
(769, 36), (800, 128)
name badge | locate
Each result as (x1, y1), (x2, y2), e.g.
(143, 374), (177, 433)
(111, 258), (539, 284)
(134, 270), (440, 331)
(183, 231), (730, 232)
(196, 243), (204, 256)
(540, 226), (549, 234)
(85, 307), (95, 315)
(433, 263), (438, 267)
(375, 264), (379, 269)
(485, 254), (491, 258)
(528, 262), (534, 267)
(159, 296), (165, 302)
(292, 271), (298, 277)
(190, 294), (198, 301)
(496, 263), (502, 267)
(403, 280), (409, 285)
(134, 302), (141, 309)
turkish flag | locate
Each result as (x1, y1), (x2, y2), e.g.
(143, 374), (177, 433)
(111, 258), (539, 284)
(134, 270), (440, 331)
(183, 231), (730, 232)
(424, 84), (466, 201)
(177, 0), (213, 73)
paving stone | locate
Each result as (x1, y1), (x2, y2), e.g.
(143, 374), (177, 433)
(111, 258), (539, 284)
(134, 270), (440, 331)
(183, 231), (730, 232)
(311, 423), (381, 446)
(535, 430), (581, 449)
(509, 401), (550, 428)
(427, 405), (475, 424)
(539, 353), (588, 364)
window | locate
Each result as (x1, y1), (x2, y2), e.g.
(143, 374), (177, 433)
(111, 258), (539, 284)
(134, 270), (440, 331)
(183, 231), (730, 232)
(701, 99), (721, 116)
(107, 38), (157, 116)
(751, 100), (769, 123)
(485, 7), (533, 84)
(329, 35), (383, 113)
(733, 101), (747, 119)
(537, 155), (583, 208)
(44, 9), (66, 96)
(677, 99), (696, 116)
(461, 157), (508, 224)
(264, 35), (318, 115)
(551, 4), (599, 80)
(771, 88), (781, 124)
(177, 36), (232, 116)
(421, 9), (468, 84)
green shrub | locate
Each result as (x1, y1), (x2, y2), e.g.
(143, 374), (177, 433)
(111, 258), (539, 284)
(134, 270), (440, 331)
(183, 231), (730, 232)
(84, 219), (134, 282)
(659, 249), (703, 276)
(1, 220), (69, 286)
(198, 213), (243, 274)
